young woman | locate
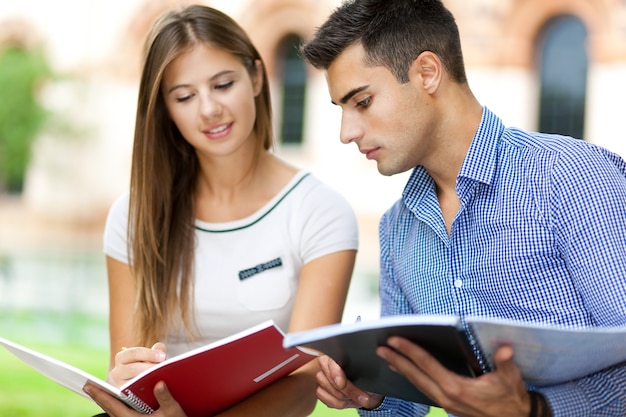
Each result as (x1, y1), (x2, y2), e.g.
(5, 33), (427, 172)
(84, 5), (358, 416)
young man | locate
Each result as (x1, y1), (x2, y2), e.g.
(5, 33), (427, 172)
(302, 0), (626, 416)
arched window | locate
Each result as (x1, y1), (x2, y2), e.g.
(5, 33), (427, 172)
(536, 15), (588, 140)
(277, 35), (306, 145)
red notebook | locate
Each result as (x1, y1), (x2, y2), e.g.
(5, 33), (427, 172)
(0, 320), (317, 416)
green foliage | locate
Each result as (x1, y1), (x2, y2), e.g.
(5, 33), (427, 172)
(0, 46), (52, 193)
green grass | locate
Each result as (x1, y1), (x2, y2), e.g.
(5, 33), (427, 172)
(0, 341), (107, 416)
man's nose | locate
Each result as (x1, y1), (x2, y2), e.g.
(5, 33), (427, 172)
(339, 113), (363, 144)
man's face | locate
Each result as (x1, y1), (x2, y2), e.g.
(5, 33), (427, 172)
(326, 43), (438, 176)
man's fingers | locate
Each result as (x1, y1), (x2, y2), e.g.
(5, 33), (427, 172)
(316, 368), (345, 398)
(316, 384), (354, 409)
(316, 357), (355, 407)
(316, 355), (381, 409)
(378, 337), (451, 404)
(491, 345), (524, 382)
(319, 355), (347, 389)
(316, 375), (382, 410)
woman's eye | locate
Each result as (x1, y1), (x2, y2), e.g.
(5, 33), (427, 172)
(216, 80), (234, 90)
(356, 96), (371, 108)
(175, 95), (193, 103)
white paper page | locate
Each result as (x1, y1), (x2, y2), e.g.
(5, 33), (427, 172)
(284, 314), (459, 348)
(0, 336), (120, 399)
(468, 317), (626, 386)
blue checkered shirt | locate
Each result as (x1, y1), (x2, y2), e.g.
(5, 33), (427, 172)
(359, 108), (626, 417)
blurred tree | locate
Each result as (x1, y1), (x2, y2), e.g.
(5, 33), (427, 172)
(0, 46), (52, 194)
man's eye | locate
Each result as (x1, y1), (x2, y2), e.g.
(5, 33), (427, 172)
(216, 81), (234, 90)
(356, 97), (371, 108)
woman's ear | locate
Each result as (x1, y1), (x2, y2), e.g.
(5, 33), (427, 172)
(409, 51), (443, 95)
(252, 59), (264, 97)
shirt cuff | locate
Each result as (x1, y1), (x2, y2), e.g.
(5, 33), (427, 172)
(357, 396), (430, 417)
(538, 383), (589, 417)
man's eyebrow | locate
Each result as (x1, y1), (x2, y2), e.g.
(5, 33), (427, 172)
(331, 85), (370, 105)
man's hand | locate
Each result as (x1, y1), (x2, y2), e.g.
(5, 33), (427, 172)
(83, 381), (187, 417)
(315, 355), (385, 410)
(378, 337), (531, 417)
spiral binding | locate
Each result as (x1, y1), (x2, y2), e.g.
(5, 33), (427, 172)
(123, 389), (155, 414)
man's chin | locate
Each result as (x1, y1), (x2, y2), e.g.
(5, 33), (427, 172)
(377, 163), (409, 177)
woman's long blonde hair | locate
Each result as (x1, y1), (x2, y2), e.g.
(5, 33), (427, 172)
(129, 5), (273, 345)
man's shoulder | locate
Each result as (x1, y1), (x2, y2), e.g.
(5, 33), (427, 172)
(500, 127), (626, 183)
(502, 127), (571, 149)
(499, 127), (614, 163)
(501, 126), (603, 155)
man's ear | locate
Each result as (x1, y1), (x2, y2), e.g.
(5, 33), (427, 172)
(408, 51), (443, 95)
(252, 59), (264, 96)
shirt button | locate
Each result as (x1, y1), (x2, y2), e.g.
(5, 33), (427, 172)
(454, 279), (463, 288)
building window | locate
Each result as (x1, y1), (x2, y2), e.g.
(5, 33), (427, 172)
(537, 15), (588, 140)
(277, 35), (306, 145)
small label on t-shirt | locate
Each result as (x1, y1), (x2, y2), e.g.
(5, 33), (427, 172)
(238, 257), (283, 280)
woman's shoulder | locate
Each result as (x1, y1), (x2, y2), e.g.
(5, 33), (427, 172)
(103, 191), (131, 262)
(287, 172), (357, 226)
(288, 170), (347, 201)
(106, 191), (130, 222)
(261, 155), (355, 216)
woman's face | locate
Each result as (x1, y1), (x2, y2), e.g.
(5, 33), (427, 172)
(162, 43), (262, 160)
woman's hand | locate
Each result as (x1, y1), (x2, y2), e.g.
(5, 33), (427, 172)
(84, 381), (188, 417)
(108, 342), (167, 387)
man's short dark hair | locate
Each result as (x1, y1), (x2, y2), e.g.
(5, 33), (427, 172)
(301, 0), (467, 84)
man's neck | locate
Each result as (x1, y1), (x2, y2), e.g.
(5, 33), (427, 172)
(423, 89), (483, 234)
(424, 92), (483, 193)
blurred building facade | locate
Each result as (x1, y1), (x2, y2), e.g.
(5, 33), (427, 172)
(1, 0), (626, 279)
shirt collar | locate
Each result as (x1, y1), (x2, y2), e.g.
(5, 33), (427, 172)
(457, 107), (503, 186)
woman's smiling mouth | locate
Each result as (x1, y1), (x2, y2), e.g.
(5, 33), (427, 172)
(203, 122), (232, 139)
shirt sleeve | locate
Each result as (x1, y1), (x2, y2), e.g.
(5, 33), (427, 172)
(542, 145), (626, 415)
(538, 365), (626, 417)
(293, 177), (359, 264)
(102, 192), (131, 264)
(357, 205), (433, 415)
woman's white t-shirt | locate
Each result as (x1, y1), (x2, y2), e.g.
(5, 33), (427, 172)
(103, 171), (359, 356)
